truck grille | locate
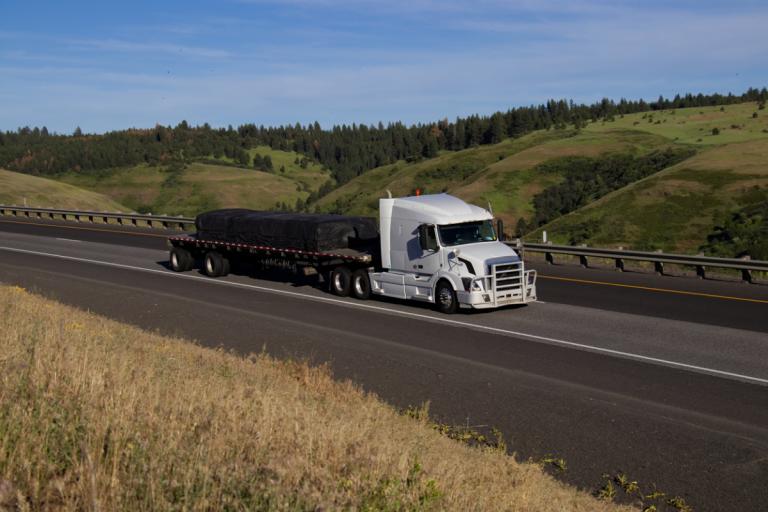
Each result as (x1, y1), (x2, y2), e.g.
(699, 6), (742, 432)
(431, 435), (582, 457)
(489, 261), (536, 305)
(493, 261), (523, 291)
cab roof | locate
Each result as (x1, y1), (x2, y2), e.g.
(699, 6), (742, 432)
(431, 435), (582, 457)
(391, 193), (492, 224)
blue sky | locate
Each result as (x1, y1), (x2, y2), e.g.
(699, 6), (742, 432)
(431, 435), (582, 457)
(1, 0), (766, 133)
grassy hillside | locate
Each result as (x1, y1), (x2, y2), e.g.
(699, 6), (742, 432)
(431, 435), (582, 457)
(315, 128), (674, 224)
(530, 138), (768, 253)
(0, 284), (638, 511)
(0, 168), (128, 211)
(584, 101), (768, 146)
(58, 160), (332, 217)
(205, 144), (332, 193)
(314, 101), (767, 256)
(525, 102), (768, 253)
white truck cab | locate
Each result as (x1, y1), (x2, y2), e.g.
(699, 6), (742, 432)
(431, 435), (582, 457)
(368, 193), (537, 313)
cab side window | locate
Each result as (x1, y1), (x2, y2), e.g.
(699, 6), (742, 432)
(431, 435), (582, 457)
(419, 224), (439, 252)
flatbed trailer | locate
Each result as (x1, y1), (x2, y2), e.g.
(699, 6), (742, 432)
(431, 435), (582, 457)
(167, 234), (374, 278)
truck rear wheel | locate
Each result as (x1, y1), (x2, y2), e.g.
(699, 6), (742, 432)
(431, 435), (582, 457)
(330, 266), (352, 297)
(169, 247), (194, 272)
(435, 280), (458, 314)
(203, 251), (230, 278)
(351, 269), (371, 300)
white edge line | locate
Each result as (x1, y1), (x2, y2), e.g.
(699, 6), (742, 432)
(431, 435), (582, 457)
(2, 245), (767, 387)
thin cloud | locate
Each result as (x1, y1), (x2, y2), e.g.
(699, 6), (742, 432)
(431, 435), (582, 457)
(67, 38), (232, 59)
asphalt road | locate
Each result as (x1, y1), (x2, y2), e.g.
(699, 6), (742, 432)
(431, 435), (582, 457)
(1, 217), (767, 511)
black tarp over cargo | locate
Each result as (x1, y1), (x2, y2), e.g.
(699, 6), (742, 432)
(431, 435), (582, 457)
(195, 209), (379, 252)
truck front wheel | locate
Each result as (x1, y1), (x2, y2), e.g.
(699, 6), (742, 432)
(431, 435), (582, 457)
(330, 266), (352, 297)
(203, 251), (230, 278)
(351, 269), (371, 300)
(169, 247), (194, 272)
(435, 280), (458, 314)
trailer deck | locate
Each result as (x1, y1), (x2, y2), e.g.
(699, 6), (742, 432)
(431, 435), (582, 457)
(168, 235), (374, 265)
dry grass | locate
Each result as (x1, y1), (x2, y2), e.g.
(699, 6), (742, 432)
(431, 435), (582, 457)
(0, 285), (630, 511)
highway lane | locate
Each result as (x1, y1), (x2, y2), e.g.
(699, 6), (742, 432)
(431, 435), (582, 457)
(1, 221), (768, 511)
(2, 216), (767, 333)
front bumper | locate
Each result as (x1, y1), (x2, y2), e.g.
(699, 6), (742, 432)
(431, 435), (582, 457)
(457, 268), (537, 309)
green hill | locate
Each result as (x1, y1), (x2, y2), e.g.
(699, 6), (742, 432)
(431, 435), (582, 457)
(57, 153), (333, 217)
(315, 127), (674, 223)
(531, 138), (768, 253)
(0, 168), (129, 211)
(313, 101), (768, 256)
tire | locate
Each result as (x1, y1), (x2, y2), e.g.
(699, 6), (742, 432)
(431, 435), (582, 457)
(329, 266), (352, 297)
(203, 251), (230, 277)
(351, 269), (371, 300)
(435, 280), (458, 314)
(169, 247), (194, 272)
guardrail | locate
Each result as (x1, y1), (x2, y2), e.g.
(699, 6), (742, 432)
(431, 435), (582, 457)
(2, 205), (765, 283)
(511, 241), (766, 284)
(0, 205), (194, 230)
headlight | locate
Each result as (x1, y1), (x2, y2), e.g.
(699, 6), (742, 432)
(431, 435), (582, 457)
(471, 280), (483, 292)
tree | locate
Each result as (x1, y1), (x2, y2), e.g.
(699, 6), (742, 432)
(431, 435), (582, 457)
(515, 218), (529, 237)
(73, 126), (83, 137)
(487, 112), (506, 144)
(712, 127), (720, 135)
(236, 148), (250, 166)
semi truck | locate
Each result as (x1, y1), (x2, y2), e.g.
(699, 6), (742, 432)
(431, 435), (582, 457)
(167, 193), (537, 313)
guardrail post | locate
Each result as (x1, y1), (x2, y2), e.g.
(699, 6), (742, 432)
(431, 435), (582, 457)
(741, 256), (753, 283)
(696, 265), (706, 279)
(615, 258), (625, 272)
(545, 252), (554, 265)
(579, 255), (588, 268)
(654, 261), (664, 275)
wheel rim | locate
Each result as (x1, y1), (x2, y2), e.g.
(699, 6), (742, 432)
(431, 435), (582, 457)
(171, 252), (178, 268)
(439, 286), (453, 308)
(205, 256), (214, 274)
(354, 275), (367, 295)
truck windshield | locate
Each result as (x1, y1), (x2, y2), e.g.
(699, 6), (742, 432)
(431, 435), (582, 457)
(438, 220), (497, 246)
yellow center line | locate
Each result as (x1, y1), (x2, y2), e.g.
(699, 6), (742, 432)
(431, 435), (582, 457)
(539, 274), (768, 304)
(0, 218), (173, 238)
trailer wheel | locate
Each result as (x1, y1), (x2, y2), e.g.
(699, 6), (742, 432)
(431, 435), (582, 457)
(203, 251), (230, 278)
(435, 280), (458, 314)
(169, 247), (194, 272)
(351, 269), (371, 300)
(330, 266), (352, 297)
